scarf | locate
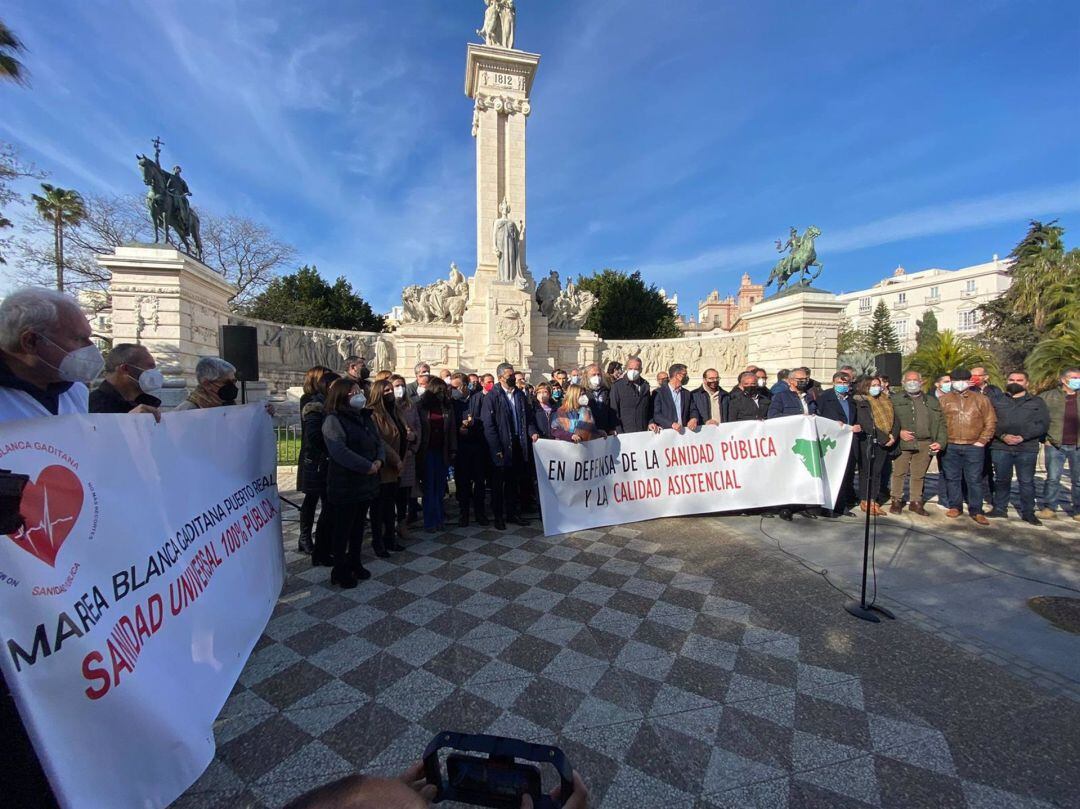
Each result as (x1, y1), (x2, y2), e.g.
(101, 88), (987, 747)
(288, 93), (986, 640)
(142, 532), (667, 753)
(867, 393), (894, 433)
(185, 386), (222, 410)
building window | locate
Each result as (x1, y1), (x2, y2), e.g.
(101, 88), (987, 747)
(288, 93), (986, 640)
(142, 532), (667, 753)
(929, 286), (939, 299)
(859, 297), (871, 312)
(896, 320), (908, 338)
(965, 279), (977, 294)
(897, 292), (907, 304)
(958, 310), (979, 332)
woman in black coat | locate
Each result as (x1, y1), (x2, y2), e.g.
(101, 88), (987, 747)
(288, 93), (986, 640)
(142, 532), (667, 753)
(299, 370), (337, 563)
(853, 376), (899, 516)
(321, 378), (386, 588)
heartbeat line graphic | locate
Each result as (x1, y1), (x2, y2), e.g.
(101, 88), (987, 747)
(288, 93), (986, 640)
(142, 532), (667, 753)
(12, 487), (74, 560)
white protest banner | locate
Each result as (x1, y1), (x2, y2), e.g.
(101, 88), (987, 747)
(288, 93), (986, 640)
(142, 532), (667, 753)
(0, 404), (284, 809)
(533, 415), (853, 536)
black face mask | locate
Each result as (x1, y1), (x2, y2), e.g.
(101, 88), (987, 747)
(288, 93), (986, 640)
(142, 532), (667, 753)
(794, 379), (810, 391)
(218, 381), (239, 403)
(742, 387), (757, 395)
(359, 367), (370, 380)
(1005, 383), (1026, 396)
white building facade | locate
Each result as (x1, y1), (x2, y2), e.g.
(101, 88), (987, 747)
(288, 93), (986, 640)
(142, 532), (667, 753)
(837, 257), (1013, 352)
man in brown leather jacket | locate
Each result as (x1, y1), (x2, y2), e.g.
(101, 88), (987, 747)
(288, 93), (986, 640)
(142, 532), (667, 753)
(938, 368), (997, 524)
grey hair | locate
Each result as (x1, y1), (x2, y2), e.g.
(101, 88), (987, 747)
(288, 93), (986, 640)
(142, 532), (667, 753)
(0, 287), (81, 353)
(195, 356), (236, 383)
(625, 355), (642, 367)
(795, 366), (811, 376)
(105, 343), (151, 372)
(414, 362), (430, 373)
(496, 362), (514, 378)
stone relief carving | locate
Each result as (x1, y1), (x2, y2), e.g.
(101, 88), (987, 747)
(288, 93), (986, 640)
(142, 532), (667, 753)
(134, 295), (160, 340)
(401, 263), (471, 325)
(547, 279), (597, 330)
(601, 334), (748, 381)
(375, 336), (393, 371)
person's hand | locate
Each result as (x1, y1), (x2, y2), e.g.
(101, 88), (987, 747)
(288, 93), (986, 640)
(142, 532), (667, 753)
(531, 433), (540, 443)
(496, 451), (504, 460)
(900, 429), (915, 441)
(930, 442), (941, 452)
(129, 404), (161, 423)
(368, 460), (382, 475)
(707, 419), (719, 426)
(571, 434), (583, 443)
(648, 424), (662, 434)
(672, 422), (683, 433)
(973, 441), (985, 448)
(686, 419), (699, 431)
(885, 437), (896, 447)
(852, 424), (862, 433)
(521, 770), (590, 809)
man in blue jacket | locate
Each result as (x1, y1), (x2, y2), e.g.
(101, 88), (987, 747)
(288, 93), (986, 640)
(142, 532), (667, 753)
(650, 363), (696, 433)
(816, 371), (860, 515)
(481, 362), (539, 529)
(768, 366), (818, 418)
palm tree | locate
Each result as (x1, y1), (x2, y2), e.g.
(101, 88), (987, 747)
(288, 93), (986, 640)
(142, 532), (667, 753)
(907, 330), (994, 383)
(0, 20), (26, 84)
(31, 184), (86, 292)
(1028, 324), (1080, 391)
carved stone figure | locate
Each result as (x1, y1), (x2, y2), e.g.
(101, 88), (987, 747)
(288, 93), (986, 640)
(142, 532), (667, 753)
(500, 0), (516, 49)
(547, 283), (597, 330)
(400, 263), (472, 325)
(478, 0), (516, 49)
(768, 225), (823, 292)
(493, 198), (526, 285)
(536, 270), (561, 318)
(375, 336), (393, 371)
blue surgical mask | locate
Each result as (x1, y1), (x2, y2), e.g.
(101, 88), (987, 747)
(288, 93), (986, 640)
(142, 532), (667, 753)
(939, 382), (953, 394)
(1068, 378), (1080, 392)
(869, 386), (882, 397)
(834, 384), (849, 395)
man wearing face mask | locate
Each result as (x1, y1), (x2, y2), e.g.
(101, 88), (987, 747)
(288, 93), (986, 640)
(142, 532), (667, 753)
(987, 371), (1049, 524)
(0, 287), (107, 809)
(938, 368), (996, 524)
(767, 367), (817, 418)
(888, 371), (946, 515)
(406, 362), (431, 400)
(609, 356), (651, 433)
(89, 343), (163, 418)
(754, 368), (772, 399)
(690, 368), (727, 427)
(728, 370), (771, 422)
(175, 357), (239, 410)
(969, 366), (1002, 400)
(817, 372), (861, 515)
(583, 362), (615, 433)
(343, 355), (370, 384)
(1037, 367), (1080, 521)
(568, 367), (583, 388)
(481, 362), (539, 529)
(934, 374), (953, 398)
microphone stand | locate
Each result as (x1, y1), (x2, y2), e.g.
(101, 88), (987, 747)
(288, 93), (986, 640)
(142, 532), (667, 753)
(845, 429), (896, 623)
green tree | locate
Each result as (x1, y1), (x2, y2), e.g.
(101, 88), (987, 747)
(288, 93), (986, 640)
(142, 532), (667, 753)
(31, 183), (85, 291)
(575, 269), (681, 340)
(837, 315), (867, 355)
(914, 309), (939, 349)
(866, 299), (900, 353)
(1027, 322), (1080, 391)
(907, 330), (993, 383)
(0, 20), (26, 84)
(242, 265), (385, 332)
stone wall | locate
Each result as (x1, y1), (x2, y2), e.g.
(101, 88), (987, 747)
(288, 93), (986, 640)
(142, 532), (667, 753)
(600, 333), (749, 387)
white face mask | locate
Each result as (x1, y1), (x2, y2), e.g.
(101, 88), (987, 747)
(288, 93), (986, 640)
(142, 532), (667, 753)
(416, 385), (427, 396)
(134, 367), (165, 395)
(903, 381), (922, 394)
(39, 335), (105, 384)
(757, 379), (766, 387)
(393, 386), (405, 399)
(952, 381), (970, 393)
(589, 375), (602, 388)
(349, 393), (367, 410)
(578, 394), (590, 407)
(625, 369), (640, 381)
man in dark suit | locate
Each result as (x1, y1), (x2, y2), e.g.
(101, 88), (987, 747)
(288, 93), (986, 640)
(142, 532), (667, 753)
(609, 356), (652, 433)
(690, 368), (728, 426)
(453, 373), (490, 527)
(405, 362), (430, 400)
(481, 362), (539, 529)
(768, 366), (818, 418)
(728, 370), (771, 421)
(650, 363), (696, 433)
(816, 371), (861, 516)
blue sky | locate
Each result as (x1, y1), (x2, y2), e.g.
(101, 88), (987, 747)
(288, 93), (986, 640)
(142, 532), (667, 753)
(2, 0), (1079, 314)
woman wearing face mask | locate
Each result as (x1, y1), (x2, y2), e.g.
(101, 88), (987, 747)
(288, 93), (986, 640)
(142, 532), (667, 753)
(533, 382), (556, 439)
(175, 357), (239, 410)
(390, 374), (421, 539)
(418, 376), (458, 532)
(368, 379), (406, 556)
(853, 376), (899, 516)
(298, 370), (338, 562)
(321, 378), (385, 588)
(552, 384), (605, 443)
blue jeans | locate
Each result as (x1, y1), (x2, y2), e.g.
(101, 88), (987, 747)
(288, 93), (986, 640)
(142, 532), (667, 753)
(423, 453), (447, 530)
(990, 450), (1037, 517)
(943, 444), (984, 514)
(1039, 444), (1079, 513)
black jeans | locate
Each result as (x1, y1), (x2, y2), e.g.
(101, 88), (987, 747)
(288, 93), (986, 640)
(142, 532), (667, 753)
(371, 482), (398, 550)
(328, 499), (370, 567)
(491, 438), (524, 520)
(991, 450), (1037, 517)
(858, 439), (888, 503)
(455, 445), (490, 518)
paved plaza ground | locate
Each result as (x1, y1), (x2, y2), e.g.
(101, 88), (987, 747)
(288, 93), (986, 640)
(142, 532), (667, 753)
(176, 478), (1080, 809)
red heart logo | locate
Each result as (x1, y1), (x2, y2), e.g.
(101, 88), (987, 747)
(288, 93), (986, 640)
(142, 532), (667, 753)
(7, 465), (84, 567)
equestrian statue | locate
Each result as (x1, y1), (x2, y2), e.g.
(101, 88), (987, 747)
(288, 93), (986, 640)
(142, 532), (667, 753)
(766, 225), (822, 293)
(136, 137), (203, 259)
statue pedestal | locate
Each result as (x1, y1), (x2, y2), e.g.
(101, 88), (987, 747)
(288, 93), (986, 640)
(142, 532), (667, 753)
(97, 244), (236, 392)
(741, 290), (845, 381)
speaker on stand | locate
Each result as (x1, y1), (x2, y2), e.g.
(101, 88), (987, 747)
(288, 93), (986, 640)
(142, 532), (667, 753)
(875, 352), (902, 386)
(219, 325), (259, 404)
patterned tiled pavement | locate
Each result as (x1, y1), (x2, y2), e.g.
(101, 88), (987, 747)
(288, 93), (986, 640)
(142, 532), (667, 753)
(175, 497), (1080, 808)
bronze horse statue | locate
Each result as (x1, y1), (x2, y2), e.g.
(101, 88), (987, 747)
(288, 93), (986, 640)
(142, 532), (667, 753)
(767, 225), (822, 291)
(136, 154), (203, 259)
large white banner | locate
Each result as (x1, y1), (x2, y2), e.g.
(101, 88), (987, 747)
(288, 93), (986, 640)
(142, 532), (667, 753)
(534, 415), (854, 536)
(0, 405), (284, 809)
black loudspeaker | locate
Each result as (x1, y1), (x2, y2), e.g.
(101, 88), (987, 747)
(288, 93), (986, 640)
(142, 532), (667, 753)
(875, 352), (902, 385)
(220, 325), (259, 382)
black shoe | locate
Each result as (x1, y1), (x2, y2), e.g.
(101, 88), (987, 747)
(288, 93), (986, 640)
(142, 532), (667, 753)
(350, 562), (372, 580)
(330, 566), (357, 589)
(312, 553), (333, 568)
(801, 510), (818, 520)
(1021, 514), (1043, 526)
(297, 533), (314, 555)
(493, 519), (507, 530)
(371, 541), (391, 559)
(778, 509), (793, 522)
(459, 512), (470, 528)
(985, 509), (1008, 519)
